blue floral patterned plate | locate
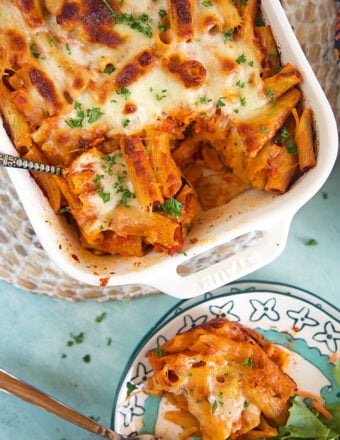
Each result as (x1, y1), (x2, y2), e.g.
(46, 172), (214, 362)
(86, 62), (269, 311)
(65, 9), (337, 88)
(111, 281), (340, 439)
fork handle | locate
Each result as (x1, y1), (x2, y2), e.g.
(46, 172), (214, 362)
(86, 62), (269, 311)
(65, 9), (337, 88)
(0, 153), (63, 176)
(0, 369), (119, 439)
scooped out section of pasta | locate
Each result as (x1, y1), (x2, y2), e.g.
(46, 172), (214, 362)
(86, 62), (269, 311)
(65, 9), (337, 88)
(0, 0), (316, 257)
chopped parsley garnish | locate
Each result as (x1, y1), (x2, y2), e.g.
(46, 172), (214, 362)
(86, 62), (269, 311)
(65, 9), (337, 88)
(286, 139), (297, 155)
(66, 101), (84, 128)
(202, 0), (213, 6)
(158, 23), (167, 32)
(86, 107), (105, 123)
(235, 80), (245, 88)
(48, 35), (59, 46)
(119, 186), (135, 207)
(159, 9), (167, 18)
(244, 400), (249, 408)
(223, 28), (233, 43)
(156, 89), (167, 101)
(195, 96), (212, 105)
(117, 13), (153, 38)
(103, 64), (116, 74)
(236, 53), (247, 64)
(255, 13), (265, 26)
(59, 206), (70, 213)
(65, 102), (104, 128)
(274, 126), (290, 145)
(122, 118), (130, 127)
(157, 198), (183, 217)
(94, 174), (104, 186)
(101, 153), (122, 175)
(240, 96), (247, 106)
(216, 97), (226, 108)
(266, 87), (276, 105)
(116, 87), (131, 100)
(97, 187), (111, 203)
(154, 348), (165, 357)
(243, 357), (253, 367)
(126, 381), (138, 395)
(30, 43), (44, 59)
(97, 153), (135, 207)
(211, 400), (218, 413)
(101, 1), (153, 38)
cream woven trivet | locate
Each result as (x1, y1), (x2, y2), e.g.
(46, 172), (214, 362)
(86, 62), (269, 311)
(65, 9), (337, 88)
(0, 1), (339, 301)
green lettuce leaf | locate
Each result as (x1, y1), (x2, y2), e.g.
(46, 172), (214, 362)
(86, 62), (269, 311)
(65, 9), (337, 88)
(273, 396), (340, 439)
(323, 404), (340, 434)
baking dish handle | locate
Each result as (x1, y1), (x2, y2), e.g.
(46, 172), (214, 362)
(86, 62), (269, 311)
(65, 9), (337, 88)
(148, 218), (293, 298)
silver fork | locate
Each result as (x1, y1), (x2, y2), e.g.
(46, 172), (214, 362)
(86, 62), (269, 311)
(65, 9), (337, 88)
(0, 153), (64, 176)
(0, 368), (159, 440)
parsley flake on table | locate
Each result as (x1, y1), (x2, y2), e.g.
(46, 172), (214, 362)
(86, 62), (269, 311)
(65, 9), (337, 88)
(83, 354), (91, 363)
(68, 332), (85, 345)
(95, 312), (107, 323)
(305, 238), (318, 246)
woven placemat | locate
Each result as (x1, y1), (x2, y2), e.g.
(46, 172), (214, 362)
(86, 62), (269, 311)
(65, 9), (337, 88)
(0, 0), (339, 301)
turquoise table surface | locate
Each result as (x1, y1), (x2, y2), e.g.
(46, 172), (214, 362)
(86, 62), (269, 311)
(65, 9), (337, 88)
(0, 157), (339, 440)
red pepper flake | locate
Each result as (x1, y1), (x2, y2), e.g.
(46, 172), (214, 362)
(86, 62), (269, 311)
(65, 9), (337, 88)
(71, 254), (80, 262)
(99, 277), (109, 287)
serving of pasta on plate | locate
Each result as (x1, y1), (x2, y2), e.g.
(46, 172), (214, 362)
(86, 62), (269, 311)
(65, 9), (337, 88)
(113, 284), (340, 440)
(0, 0), (316, 259)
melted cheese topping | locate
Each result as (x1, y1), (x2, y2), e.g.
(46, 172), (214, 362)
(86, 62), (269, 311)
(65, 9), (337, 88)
(69, 149), (138, 234)
(3, 0), (299, 257)
(0, 0), (268, 139)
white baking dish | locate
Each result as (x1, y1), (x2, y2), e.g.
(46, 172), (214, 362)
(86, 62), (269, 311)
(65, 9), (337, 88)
(1, 0), (338, 299)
